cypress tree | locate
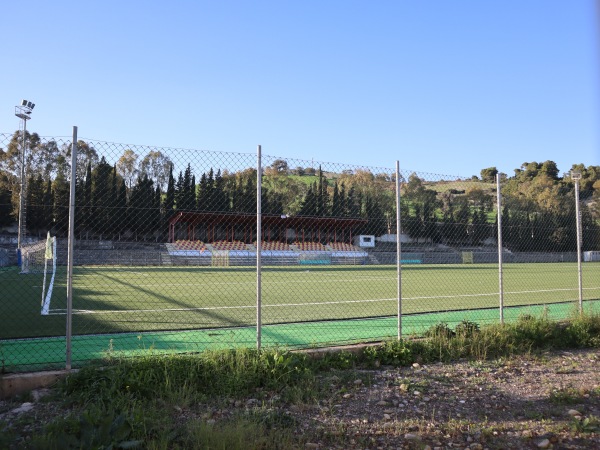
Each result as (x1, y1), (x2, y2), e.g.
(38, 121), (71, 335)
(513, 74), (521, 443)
(331, 182), (340, 217)
(153, 186), (162, 240)
(53, 172), (70, 235)
(117, 177), (128, 237)
(190, 174), (197, 211)
(43, 179), (53, 231)
(196, 172), (207, 211)
(83, 162), (92, 232)
(0, 181), (13, 227)
(299, 183), (317, 216)
(213, 169), (228, 212)
(163, 164), (175, 238)
(26, 174), (44, 233)
(339, 182), (347, 217)
(174, 171), (184, 211)
(242, 176), (255, 213)
(92, 157), (113, 236)
(109, 165), (118, 238)
(182, 164), (193, 211)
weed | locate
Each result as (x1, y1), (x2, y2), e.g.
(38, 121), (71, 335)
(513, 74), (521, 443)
(40, 411), (142, 449)
(363, 339), (414, 366)
(549, 387), (584, 405)
(571, 415), (600, 433)
(9, 311), (600, 449)
(455, 320), (480, 338)
(426, 322), (455, 339)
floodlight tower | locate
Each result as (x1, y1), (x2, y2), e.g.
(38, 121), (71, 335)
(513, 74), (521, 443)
(14, 99), (35, 251)
(571, 171), (583, 312)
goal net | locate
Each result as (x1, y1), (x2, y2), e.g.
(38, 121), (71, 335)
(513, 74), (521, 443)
(20, 233), (57, 315)
(211, 250), (230, 267)
(21, 241), (49, 273)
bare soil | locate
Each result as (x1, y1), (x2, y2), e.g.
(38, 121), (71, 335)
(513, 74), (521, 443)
(1, 348), (599, 449)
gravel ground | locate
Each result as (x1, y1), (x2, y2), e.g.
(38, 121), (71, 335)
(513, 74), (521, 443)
(1, 348), (599, 449)
(295, 348), (600, 449)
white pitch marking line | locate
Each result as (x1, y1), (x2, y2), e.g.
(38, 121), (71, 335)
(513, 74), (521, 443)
(114, 269), (150, 276)
(45, 286), (600, 315)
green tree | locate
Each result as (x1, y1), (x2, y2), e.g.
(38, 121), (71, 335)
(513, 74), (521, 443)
(139, 150), (172, 191)
(80, 162), (93, 234)
(129, 175), (155, 239)
(270, 159), (289, 174)
(116, 175), (128, 237)
(26, 174), (45, 233)
(0, 179), (14, 226)
(42, 178), (53, 231)
(116, 149), (139, 189)
(331, 182), (341, 217)
(315, 166), (330, 216)
(211, 170), (229, 212)
(92, 157), (113, 236)
(163, 164), (175, 237)
(298, 183), (317, 216)
(196, 172), (209, 211)
(52, 172), (70, 235)
(540, 160), (559, 180)
(480, 167), (498, 183)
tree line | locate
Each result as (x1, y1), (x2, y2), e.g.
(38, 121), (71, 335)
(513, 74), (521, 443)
(0, 131), (599, 251)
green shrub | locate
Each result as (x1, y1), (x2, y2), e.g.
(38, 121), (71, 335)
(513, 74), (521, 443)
(455, 320), (480, 338)
(425, 322), (455, 339)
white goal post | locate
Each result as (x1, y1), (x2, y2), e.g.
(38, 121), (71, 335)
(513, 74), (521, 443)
(21, 237), (56, 274)
(20, 233), (57, 315)
(584, 251), (600, 262)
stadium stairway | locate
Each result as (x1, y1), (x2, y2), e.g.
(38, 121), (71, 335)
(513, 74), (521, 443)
(367, 254), (380, 265)
(160, 248), (173, 266)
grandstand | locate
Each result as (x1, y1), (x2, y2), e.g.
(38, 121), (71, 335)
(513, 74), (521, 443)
(168, 211), (367, 247)
(163, 239), (368, 266)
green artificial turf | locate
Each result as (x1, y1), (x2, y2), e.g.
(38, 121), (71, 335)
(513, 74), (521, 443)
(1, 262), (599, 371)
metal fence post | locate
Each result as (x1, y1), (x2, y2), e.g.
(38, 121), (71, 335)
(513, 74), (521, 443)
(496, 173), (504, 325)
(66, 126), (77, 370)
(396, 161), (402, 339)
(256, 145), (262, 349)
(572, 172), (583, 313)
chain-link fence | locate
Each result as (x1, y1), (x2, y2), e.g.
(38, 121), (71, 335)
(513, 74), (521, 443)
(1, 130), (599, 372)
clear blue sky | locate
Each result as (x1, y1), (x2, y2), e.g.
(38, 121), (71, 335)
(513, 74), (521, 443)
(1, 1), (598, 178)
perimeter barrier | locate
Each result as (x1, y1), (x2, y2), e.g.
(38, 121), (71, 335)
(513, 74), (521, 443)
(1, 130), (599, 372)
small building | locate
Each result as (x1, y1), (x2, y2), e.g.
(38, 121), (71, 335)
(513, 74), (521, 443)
(353, 235), (375, 248)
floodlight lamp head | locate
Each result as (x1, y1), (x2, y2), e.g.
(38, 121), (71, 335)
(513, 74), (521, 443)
(571, 171), (582, 181)
(21, 99), (27, 106)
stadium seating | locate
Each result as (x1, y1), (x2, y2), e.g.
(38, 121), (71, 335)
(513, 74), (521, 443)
(328, 242), (360, 252)
(255, 241), (291, 251)
(173, 240), (207, 252)
(294, 242), (326, 251)
(211, 240), (248, 251)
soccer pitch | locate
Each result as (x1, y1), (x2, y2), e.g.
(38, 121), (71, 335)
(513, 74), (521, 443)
(2, 262), (599, 341)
